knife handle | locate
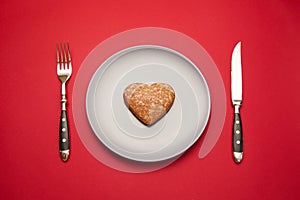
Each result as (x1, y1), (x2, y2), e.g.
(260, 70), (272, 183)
(232, 107), (243, 163)
(59, 110), (70, 162)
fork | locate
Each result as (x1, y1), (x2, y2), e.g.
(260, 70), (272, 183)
(56, 43), (72, 162)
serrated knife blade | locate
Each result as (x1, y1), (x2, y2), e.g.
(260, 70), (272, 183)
(231, 41), (243, 164)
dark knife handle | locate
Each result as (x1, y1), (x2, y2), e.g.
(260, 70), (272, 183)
(59, 110), (70, 162)
(232, 112), (243, 163)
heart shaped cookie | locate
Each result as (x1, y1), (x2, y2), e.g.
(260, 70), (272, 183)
(123, 83), (175, 126)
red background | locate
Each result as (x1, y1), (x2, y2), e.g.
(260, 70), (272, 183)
(1, 0), (299, 199)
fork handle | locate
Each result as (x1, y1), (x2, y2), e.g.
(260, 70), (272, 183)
(59, 110), (70, 162)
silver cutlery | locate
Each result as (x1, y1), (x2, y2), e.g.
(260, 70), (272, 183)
(231, 41), (243, 163)
(56, 43), (72, 162)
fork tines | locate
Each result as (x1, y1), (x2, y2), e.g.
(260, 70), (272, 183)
(56, 43), (72, 70)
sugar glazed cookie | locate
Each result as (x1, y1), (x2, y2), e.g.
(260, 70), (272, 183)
(123, 83), (175, 126)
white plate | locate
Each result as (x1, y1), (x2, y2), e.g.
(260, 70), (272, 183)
(86, 45), (210, 162)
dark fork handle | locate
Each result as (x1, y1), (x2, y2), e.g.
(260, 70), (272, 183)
(59, 110), (70, 162)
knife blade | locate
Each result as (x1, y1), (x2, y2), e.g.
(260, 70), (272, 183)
(231, 41), (243, 163)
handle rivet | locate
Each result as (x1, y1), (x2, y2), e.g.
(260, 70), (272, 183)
(235, 120), (240, 124)
(62, 118), (66, 122)
(236, 140), (240, 144)
(62, 138), (67, 143)
(62, 128), (66, 132)
(236, 130), (240, 134)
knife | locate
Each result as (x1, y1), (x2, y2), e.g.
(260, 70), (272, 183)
(231, 41), (243, 163)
